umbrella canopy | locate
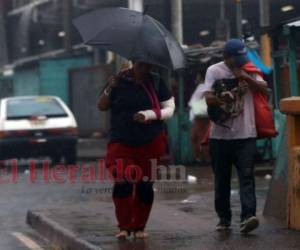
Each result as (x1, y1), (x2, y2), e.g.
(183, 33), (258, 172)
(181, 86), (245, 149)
(73, 7), (186, 70)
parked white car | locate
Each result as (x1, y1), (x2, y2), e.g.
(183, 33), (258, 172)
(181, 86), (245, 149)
(0, 96), (78, 164)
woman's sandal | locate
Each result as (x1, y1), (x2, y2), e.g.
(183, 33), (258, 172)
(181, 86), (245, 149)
(134, 230), (148, 239)
(115, 230), (130, 240)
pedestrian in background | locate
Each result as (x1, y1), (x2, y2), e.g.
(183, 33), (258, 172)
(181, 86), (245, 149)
(201, 39), (268, 234)
(97, 62), (175, 239)
(188, 73), (210, 164)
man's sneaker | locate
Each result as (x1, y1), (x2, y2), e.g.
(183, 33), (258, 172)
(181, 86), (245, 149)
(216, 219), (231, 231)
(240, 216), (259, 234)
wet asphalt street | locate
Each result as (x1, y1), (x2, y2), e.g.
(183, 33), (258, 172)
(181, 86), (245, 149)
(0, 165), (49, 250)
(0, 161), (106, 250)
(0, 138), (105, 249)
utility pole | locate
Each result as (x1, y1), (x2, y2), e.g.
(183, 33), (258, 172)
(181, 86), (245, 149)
(259, 0), (272, 67)
(170, 0), (184, 163)
(216, 0), (230, 41)
(0, 0), (8, 67)
(236, 0), (243, 38)
(63, 0), (72, 54)
(128, 0), (143, 12)
(220, 0), (225, 20)
(170, 0), (183, 44)
(170, 0), (183, 109)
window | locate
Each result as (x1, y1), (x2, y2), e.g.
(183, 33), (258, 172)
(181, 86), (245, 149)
(7, 97), (67, 119)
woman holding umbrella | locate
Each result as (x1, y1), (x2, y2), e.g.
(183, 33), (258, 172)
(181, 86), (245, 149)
(74, 6), (185, 239)
(98, 61), (175, 239)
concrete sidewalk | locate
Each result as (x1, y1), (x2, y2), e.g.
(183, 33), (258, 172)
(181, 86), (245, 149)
(27, 179), (300, 250)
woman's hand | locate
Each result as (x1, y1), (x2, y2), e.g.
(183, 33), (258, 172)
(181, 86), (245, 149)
(97, 75), (119, 111)
(107, 75), (119, 88)
(133, 113), (147, 123)
(105, 75), (119, 94)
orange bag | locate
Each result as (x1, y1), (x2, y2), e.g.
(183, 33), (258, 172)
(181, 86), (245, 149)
(253, 91), (278, 138)
(243, 62), (278, 138)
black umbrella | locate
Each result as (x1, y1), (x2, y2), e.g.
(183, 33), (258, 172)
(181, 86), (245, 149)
(73, 7), (186, 70)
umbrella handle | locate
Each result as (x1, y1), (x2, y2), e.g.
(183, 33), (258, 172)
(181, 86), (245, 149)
(143, 5), (149, 15)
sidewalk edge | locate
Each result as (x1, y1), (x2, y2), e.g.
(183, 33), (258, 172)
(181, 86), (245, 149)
(26, 210), (101, 250)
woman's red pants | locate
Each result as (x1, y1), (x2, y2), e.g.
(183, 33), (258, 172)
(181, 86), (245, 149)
(106, 132), (167, 231)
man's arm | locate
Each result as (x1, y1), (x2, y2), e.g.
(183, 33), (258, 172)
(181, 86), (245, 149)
(202, 66), (225, 107)
(204, 92), (225, 107)
(243, 75), (268, 94)
(233, 69), (268, 95)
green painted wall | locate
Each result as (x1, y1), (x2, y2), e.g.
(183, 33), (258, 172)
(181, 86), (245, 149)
(167, 112), (194, 164)
(11, 56), (92, 102)
(13, 67), (40, 96)
(39, 56), (92, 104)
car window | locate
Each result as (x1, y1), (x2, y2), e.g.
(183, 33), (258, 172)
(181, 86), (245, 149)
(6, 97), (68, 119)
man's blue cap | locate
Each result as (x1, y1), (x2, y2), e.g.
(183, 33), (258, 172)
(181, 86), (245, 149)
(224, 39), (249, 67)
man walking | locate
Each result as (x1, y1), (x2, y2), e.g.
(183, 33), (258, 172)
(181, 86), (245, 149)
(201, 39), (268, 234)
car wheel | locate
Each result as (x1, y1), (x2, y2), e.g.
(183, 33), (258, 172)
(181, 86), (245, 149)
(65, 146), (77, 165)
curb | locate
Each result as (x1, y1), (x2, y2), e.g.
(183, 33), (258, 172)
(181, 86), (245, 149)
(26, 210), (101, 250)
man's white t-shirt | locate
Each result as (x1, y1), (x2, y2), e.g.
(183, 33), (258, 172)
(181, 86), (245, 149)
(201, 61), (265, 140)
